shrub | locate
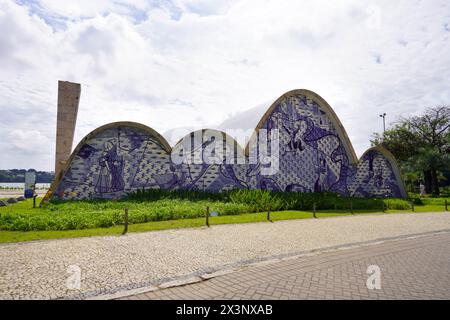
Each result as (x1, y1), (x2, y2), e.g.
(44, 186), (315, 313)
(383, 199), (411, 210)
(0, 188), (423, 232)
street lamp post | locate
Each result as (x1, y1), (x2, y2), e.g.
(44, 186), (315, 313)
(379, 113), (386, 133)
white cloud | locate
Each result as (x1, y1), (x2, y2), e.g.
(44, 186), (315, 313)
(9, 129), (51, 152)
(0, 0), (449, 171)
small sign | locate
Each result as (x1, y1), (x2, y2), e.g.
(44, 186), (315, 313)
(210, 211), (219, 217)
(24, 172), (36, 199)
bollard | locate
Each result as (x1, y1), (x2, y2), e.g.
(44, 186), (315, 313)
(411, 202), (415, 212)
(267, 208), (273, 223)
(33, 195), (37, 208)
(206, 206), (210, 227)
(350, 201), (354, 215)
(313, 202), (317, 218)
(445, 199), (448, 211)
(122, 208), (128, 235)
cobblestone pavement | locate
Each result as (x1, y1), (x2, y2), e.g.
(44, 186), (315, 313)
(122, 232), (450, 300)
(0, 212), (449, 299)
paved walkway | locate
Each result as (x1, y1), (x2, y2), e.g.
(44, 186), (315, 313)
(0, 212), (449, 299)
(122, 232), (450, 300)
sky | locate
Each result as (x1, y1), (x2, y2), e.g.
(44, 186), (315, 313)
(0, 0), (449, 171)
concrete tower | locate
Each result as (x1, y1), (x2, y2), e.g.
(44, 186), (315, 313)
(54, 80), (81, 180)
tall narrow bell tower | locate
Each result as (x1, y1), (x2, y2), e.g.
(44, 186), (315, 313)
(54, 80), (81, 180)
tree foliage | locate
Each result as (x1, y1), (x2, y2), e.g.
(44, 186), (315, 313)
(371, 106), (450, 195)
(0, 169), (54, 183)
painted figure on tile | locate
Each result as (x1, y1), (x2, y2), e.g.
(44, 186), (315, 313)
(95, 141), (125, 194)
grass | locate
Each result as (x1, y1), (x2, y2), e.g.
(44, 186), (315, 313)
(0, 197), (251, 231)
(0, 189), (448, 244)
(128, 189), (406, 211)
(0, 209), (408, 244)
(0, 195), (403, 232)
(0, 201), (448, 244)
(0, 209), (315, 243)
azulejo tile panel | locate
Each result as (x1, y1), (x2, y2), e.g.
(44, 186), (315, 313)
(51, 91), (406, 200)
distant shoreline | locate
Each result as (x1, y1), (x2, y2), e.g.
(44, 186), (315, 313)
(0, 183), (49, 198)
(0, 189), (48, 198)
(0, 183), (51, 190)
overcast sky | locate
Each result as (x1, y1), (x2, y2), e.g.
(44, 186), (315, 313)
(1, 0), (449, 171)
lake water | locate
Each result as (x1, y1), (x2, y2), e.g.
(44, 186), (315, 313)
(0, 182), (51, 189)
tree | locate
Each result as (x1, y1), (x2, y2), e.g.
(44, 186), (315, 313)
(407, 147), (450, 195)
(371, 106), (450, 195)
(372, 123), (421, 161)
(0, 169), (54, 183)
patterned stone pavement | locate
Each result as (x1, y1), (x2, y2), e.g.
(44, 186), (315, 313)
(122, 232), (450, 300)
(1, 212), (449, 299)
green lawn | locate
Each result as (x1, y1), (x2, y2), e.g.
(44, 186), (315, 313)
(0, 210), (380, 243)
(0, 204), (448, 244)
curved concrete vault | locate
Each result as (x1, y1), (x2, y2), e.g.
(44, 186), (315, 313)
(44, 89), (407, 201)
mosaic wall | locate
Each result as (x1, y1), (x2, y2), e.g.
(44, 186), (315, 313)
(51, 93), (406, 200)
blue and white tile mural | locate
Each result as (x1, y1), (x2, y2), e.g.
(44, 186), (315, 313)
(50, 90), (407, 200)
